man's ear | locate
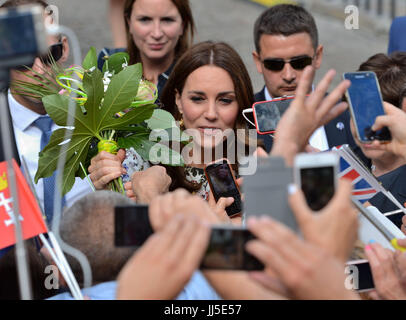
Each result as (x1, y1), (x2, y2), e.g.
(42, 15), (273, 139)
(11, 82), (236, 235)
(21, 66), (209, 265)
(313, 45), (323, 70)
(60, 36), (70, 63)
(252, 51), (263, 74)
(175, 90), (183, 114)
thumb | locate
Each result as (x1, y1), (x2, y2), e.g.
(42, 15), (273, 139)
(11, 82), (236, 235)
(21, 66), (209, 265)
(326, 178), (353, 212)
(117, 149), (126, 162)
(287, 184), (313, 225)
(396, 238), (406, 248)
(371, 115), (391, 132)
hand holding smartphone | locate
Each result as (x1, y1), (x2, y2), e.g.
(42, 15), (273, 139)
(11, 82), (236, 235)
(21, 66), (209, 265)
(294, 152), (339, 211)
(200, 226), (264, 271)
(252, 97), (295, 135)
(343, 71), (391, 143)
(204, 159), (242, 217)
(114, 204), (154, 247)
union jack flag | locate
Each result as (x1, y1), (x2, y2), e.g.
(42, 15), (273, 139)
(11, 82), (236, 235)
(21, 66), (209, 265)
(338, 156), (378, 202)
(332, 145), (383, 203)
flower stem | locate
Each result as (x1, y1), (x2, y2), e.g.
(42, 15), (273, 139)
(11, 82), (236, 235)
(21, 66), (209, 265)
(79, 162), (96, 192)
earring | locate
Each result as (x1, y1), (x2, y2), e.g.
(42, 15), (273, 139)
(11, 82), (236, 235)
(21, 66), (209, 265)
(179, 116), (185, 130)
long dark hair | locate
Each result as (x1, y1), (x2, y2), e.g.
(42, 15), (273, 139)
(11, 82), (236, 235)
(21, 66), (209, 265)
(160, 41), (255, 192)
(123, 0), (195, 65)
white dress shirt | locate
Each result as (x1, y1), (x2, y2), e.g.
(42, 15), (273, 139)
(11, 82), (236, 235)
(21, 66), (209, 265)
(8, 91), (92, 211)
(264, 86), (329, 151)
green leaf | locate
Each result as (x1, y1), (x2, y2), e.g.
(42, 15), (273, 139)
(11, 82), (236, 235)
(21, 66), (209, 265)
(103, 105), (155, 131)
(83, 68), (104, 130)
(102, 52), (130, 74)
(99, 63), (143, 130)
(82, 47), (98, 70)
(145, 109), (177, 130)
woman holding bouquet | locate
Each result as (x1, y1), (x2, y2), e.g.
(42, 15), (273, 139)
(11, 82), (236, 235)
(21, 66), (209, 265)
(89, 41), (256, 208)
(99, 0), (195, 97)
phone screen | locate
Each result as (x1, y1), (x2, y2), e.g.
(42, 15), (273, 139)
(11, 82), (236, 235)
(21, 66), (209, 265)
(0, 11), (38, 59)
(200, 227), (265, 271)
(346, 260), (375, 292)
(205, 160), (241, 216)
(114, 205), (153, 247)
(253, 98), (293, 133)
(301, 166), (335, 211)
(344, 72), (391, 142)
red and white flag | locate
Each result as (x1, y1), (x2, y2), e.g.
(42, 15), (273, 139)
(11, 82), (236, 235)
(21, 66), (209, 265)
(0, 160), (48, 250)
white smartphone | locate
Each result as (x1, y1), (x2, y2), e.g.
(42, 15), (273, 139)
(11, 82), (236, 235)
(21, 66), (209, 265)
(294, 152), (339, 211)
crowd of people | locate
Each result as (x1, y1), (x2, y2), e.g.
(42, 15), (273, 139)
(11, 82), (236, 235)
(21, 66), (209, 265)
(2, 0), (406, 300)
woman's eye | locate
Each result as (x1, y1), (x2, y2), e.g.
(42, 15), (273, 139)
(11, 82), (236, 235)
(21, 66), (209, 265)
(219, 98), (234, 104)
(161, 17), (175, 23)
(138, 17), (151, 22)
(190, 96), (204, 102)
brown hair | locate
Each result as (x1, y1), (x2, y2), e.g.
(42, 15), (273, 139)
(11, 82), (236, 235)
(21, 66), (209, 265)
(0, 0), (48, 8)
(123, 0), (195, 65)
(358, 52), (406, 108)
(160, 41), (255, 192)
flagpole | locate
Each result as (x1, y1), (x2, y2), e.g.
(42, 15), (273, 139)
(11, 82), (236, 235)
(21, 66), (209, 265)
(0, 70), (32, 300)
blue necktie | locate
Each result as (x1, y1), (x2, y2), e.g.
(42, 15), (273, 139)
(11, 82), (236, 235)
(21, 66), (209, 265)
(33, 116), (65, 224)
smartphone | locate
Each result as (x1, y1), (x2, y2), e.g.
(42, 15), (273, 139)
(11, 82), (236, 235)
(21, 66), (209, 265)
(343, 71), (391, 143)
(252, 96), (295, 135)
(114, 204), (154, 247)
(204, 158), (242, 217)
(345, 259), (375, 292)
(200, 226), (265, 271)
(0, 4), (48, 69)
(294, 152), (339, 211)
(243, 156), (298, 231)
(384, 211), (404, 230)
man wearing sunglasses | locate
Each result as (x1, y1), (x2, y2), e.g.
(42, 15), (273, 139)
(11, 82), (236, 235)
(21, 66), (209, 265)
(252, 4), (363, 161)
(2, 0), (93, 224)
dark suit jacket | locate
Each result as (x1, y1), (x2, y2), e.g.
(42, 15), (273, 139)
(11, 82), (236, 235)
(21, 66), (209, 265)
(254, 87), (370, 166)
(369, 165), (406, 223)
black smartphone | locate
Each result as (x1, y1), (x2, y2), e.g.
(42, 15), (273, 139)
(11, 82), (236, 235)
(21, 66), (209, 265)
(384, 212), (404, 230)
(346, 259), (375, 292)
(204, 158), (241, 217)
(294, 152), (339, 211)
(252, 97), (294, 135)
(114, 204), (153, 247)
(343, 71), (391, 143)
(200, 226), (265, 271)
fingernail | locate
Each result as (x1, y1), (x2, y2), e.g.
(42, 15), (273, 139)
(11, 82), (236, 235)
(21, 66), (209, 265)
(365, 245), (371, 251)
(369, 240), (376, 244)
(288, 183), (298, 195)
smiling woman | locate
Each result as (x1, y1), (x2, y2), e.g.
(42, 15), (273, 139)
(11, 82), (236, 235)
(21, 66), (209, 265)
(160, 41), (256, 196)
(123, 0), (195, 93)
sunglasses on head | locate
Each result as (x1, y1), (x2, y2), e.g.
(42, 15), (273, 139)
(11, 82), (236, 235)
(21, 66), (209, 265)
(262, 55), (313, 72)
(16, 42), (64, 70)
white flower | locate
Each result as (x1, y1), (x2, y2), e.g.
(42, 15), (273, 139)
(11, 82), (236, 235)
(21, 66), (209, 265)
(103, 71), (113, 92)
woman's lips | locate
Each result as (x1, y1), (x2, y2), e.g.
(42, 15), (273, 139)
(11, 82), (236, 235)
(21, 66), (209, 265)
(148, 43), (166, 50)
(198, 127), (222, 136)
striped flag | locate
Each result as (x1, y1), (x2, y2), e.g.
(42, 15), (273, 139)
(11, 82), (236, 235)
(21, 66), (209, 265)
(338, 156), (378, 202)
(333, 145), (383, 203)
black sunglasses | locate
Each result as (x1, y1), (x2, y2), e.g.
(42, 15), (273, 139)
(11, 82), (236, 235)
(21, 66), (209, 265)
(16, 42), (64, 70)
(262, 55), (313, 72)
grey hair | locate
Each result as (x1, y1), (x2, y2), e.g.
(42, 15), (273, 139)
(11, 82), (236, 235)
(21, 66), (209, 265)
(60, 191), (135, 286)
